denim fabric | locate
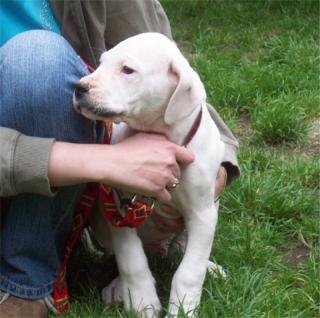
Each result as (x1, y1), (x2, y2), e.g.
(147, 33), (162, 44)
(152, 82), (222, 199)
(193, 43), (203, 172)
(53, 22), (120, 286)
(0, 30), (103, 299)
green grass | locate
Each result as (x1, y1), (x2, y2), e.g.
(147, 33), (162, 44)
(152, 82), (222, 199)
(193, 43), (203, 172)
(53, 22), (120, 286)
(57, 1), (320, 317)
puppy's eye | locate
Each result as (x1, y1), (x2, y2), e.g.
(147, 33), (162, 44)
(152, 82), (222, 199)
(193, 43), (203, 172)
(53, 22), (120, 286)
(121, 65), (135, 75)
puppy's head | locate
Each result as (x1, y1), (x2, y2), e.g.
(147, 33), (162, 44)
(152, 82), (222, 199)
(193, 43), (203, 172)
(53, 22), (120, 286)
(73, 33), (206, 130)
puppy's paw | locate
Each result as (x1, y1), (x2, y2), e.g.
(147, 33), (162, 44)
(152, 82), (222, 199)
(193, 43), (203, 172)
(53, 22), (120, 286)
(207, 260), (227, 278)
(121, 279), (161, 318)
(102, 276), (161, 317)
(165, 305), (197, 318)
(138, 306), (160, 318)
(102, 276), (123, 304)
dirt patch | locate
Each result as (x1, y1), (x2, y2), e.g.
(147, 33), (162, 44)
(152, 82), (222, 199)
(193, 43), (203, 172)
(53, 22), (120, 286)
(234, 114), (252, 137)
(178, 40), (195, 58)
(303, 117), (319, 157)
(281, 240), (310, 267)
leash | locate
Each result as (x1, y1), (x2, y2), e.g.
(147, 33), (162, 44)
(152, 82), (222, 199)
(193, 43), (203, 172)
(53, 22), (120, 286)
(52, 183), (99, 313)
(52, 121), (155, 313)
(52, 64), (154, 314)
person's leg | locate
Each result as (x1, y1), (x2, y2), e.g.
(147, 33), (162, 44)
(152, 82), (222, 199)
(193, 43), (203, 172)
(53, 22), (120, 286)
(0, 30), (102, 301)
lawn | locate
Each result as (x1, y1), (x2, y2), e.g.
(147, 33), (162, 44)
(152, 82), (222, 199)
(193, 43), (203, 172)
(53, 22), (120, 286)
(57, 1), (320, 317)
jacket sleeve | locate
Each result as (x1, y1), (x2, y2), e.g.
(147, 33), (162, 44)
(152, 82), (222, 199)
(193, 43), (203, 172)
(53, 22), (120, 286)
(104, 0), (240, 184)
(207, 105), (240, 184)
(0, 127), (55, 197)
(104, 0), (173, 48)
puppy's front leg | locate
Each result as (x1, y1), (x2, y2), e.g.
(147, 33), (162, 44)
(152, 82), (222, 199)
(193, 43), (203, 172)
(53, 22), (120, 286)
(167, 206), (218, 317)
(104, 225), (161, 317)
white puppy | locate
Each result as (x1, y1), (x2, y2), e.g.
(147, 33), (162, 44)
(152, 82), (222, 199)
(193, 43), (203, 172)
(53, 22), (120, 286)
(74, 33), (225, 317)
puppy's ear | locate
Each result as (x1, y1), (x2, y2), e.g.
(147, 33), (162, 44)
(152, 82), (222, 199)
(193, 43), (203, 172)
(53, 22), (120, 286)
(164, 56), (206, 125)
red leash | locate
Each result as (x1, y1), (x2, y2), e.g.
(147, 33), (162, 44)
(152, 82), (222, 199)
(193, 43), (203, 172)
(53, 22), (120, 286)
(52, 183), (99, 313)
(52, 64), (153, 313)
(52, 122), (153, 313)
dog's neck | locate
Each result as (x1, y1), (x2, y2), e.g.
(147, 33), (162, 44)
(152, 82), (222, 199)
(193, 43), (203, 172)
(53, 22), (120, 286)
(166, 103), (204, 146)
(124, 103), (204, 146)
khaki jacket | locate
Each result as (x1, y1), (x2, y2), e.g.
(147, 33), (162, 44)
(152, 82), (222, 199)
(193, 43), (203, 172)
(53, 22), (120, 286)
(0, 0), (239, 197)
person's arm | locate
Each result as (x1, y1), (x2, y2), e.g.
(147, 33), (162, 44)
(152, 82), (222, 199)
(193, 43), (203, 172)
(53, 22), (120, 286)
(0, 127), (193, 202)
(48, 133), (194, 203)
(0, 127), (55, 197)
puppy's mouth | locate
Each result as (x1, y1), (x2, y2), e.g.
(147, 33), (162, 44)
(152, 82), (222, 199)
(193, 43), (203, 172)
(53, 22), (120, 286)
(73, 96), (125, 123)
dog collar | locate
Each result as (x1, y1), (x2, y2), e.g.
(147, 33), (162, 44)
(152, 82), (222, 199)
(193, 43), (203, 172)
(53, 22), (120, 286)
(182, 107), (203, 146)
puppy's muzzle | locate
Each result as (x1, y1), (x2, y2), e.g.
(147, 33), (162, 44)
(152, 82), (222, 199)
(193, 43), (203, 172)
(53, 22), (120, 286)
(73, 83), (125, 121)
(74, 83), (90, 100)
(73, 83), (90, 113)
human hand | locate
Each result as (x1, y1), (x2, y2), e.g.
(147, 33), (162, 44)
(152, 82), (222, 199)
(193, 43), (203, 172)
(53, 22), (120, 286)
(151, 166), (228, 233)
(48, 133), (193, 202)
(104, 133), (194, 203)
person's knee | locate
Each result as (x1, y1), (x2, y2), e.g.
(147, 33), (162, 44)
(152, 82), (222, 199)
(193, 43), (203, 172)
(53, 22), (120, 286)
(2, 30), (74, 64)
(0, 30), (96, 143)
(1, 30), (86, 86)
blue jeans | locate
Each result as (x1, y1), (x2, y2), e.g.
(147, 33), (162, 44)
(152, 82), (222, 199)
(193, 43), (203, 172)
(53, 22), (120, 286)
(0, 30), (103, 299)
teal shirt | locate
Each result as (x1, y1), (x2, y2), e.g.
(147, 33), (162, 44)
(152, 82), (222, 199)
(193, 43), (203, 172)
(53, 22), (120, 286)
(0, 0), (61, 47)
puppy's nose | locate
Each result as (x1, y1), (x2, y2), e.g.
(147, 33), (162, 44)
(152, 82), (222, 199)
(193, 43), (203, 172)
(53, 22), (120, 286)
(74, 83), (89, 99)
